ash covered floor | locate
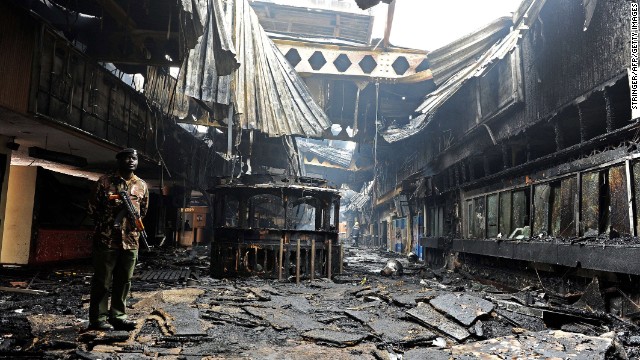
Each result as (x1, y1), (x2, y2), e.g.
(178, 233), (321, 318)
(1, 246), (638, 359)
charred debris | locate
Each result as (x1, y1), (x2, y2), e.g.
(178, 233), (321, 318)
(1, 0), (640, 358)
(1, 247), (639, 359)
(373, 0), (640, 340)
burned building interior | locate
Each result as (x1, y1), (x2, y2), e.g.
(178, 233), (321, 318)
(1, 0), (640, 358)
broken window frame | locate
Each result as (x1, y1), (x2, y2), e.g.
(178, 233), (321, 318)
(462, 156), (640, 240)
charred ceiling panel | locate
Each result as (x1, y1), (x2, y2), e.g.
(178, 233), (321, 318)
(427, 18), (512, 86)
(177, 0), (238, 107)
(382, 22), (522, 143)
(296, 141), (353, 168)
(345, 181), (373, 213)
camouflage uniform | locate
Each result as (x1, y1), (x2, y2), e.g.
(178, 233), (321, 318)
(88, 172), (148, 325)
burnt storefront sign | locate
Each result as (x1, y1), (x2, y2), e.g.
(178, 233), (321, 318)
(208, 175), (341, 281)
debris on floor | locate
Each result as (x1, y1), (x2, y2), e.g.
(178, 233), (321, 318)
(0, 247), (637, 359)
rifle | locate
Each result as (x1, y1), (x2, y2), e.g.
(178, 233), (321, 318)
(111, 191), (151, 250)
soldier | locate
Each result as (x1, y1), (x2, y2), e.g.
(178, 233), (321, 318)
(87, 148), (149, 331)
(352, 221), (360, 247)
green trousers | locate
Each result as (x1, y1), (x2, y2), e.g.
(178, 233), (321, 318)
(89, 242), (138, 324)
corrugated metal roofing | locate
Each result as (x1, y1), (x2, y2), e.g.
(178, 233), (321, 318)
(381, 1), (549, 143)
(231, 0), (332, 137)
(427, 17), (512, 86)
(346, 181), (373, 212)
(177, 0), (331, 138)
(297, 141), (353, 168)
(177, 0), (238, 106)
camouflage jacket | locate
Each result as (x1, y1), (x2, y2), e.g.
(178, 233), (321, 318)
(88, 172), (149, 250)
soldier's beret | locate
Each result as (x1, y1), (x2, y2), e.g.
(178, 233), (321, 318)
(116, 148), (138, 159)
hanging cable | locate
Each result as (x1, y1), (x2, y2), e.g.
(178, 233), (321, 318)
(371, 82), (380, 228)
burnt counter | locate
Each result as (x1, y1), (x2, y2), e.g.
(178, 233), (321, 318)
(208, 175), (341, 280)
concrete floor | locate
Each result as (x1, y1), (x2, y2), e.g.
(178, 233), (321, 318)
(0, 245), (637, 359)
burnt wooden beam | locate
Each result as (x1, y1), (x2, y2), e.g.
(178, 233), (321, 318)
(469, 159), (476, 180)
(577, 103), (586, 143)
(554, 122), (564, 151)
(461, 161), (468, 183)
(502, 144), (510, 170)
(604, 88), (615, 133)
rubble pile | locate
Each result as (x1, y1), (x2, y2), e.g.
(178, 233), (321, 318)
(0, 246), (638, 359)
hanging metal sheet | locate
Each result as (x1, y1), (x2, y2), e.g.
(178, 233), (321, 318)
(177, 0), (237, 107)
(233, 0), (331, 137)
(175, 0), (331, 137)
